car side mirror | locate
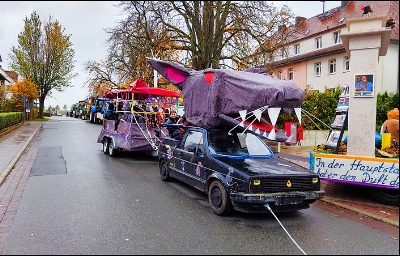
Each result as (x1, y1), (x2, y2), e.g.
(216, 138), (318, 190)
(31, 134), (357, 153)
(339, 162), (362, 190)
(196, 148), (203, 156)
(187, 145), (197, 153)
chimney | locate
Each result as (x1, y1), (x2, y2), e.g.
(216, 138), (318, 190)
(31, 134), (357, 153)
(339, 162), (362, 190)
(278, 25), (286, 32)
(295, 16), (306, 26)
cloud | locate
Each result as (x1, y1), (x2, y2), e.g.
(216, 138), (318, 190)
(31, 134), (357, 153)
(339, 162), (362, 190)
(1, 1), (341, 109)
(1, 1), (123, 108)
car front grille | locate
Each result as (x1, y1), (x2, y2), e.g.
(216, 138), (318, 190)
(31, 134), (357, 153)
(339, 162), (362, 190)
(258, 176), (316, 192)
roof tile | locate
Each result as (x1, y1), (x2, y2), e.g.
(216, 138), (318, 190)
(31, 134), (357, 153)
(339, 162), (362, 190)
(294, 1), (398, 42)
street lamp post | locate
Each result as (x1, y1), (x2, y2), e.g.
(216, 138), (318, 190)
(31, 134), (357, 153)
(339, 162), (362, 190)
(22, 96), (27, 122)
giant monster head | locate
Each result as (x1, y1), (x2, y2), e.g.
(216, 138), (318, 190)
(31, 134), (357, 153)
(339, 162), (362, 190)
(149, 58), (304, 129)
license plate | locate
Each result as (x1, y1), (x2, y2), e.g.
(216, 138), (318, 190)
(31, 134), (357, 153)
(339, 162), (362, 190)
(275, 196), (304, 206)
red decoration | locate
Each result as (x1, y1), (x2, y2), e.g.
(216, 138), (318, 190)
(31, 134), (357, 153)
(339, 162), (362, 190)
(204, 72), (214, 84)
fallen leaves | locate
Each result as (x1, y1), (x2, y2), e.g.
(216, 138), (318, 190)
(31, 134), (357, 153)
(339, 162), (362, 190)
(379, 210), (391, 216)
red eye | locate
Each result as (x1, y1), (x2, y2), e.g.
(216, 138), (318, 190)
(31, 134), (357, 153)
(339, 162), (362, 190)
(204, 72), (214, 84)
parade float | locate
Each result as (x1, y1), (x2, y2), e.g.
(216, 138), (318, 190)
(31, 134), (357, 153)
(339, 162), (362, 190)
(309, 16), (399, 206)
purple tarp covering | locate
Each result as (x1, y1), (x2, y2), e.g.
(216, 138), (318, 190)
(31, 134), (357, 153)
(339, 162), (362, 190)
(148, 58), (304, 129)
(97, 118), (160, 153)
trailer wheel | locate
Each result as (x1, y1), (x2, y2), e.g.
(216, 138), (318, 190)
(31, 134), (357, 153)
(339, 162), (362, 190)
(208, 180), (233, 216)
(160, 160), (171, 181)
(108, 141), (118, 157)
(103, 139), (109, 154)
(369, 188), (399, 206)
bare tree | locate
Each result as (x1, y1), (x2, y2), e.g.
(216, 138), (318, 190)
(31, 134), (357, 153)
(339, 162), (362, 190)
(85, 1), (181, 92)
(85, 1), (297, 93)
(118, 1), (296, 69)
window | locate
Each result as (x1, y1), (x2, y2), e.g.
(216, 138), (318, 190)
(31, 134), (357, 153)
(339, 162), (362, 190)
(278, 71), (283, 80)
(333, 31), (341, 44)
(344, 57), (350, 71)
(315, 37), (322, 49)
(289, 69), (294, 80)
(294, 44), (300, 55)
(280, 49), (287, 59)
(315, 62), (321, 76)
(184, 130), (204, 153)
(329, 59), (336, 74)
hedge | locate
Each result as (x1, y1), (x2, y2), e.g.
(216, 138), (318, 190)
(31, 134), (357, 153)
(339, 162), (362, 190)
(276, 89), (399, 131)
(0, 112), (24, 131)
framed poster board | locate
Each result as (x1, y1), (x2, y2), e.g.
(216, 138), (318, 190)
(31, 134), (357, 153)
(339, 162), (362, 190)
(331, 113), (346, 128)
(336, 95), (349, 110)
(354, 74), (374, 97)
(326, 130), (341, 148)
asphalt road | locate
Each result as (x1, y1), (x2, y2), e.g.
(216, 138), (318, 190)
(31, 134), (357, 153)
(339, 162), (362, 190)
(1, 117), (398, 255)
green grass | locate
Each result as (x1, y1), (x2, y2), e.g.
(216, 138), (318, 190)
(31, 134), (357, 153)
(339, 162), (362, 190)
(32, 117), (50, 121)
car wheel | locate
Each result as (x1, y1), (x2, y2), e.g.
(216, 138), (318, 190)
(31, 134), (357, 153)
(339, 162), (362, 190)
(103, 139), (109, 154)
(108, 141), (118, 157)
(160, 160), (171, 181)
(208, 180), (233, 216)
(369, 188), (399, 206)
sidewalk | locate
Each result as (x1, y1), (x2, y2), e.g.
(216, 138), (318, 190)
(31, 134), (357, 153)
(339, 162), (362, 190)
(0, 121), (43, 185)
(0, 120), (398, 227)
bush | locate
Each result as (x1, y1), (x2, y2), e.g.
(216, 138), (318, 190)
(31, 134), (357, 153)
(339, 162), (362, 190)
(0, 112), (24, 130)
(376, 92), (399, 131)
(275, 89), (399, 131)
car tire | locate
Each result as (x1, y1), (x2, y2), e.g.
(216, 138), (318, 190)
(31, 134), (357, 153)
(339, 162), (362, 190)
(160, 160), (171, 181)
(108, 141), (118, 157)
(208, 180), (233, 216)
(103, 139), (109, 154)
(369, 188), (399, 206)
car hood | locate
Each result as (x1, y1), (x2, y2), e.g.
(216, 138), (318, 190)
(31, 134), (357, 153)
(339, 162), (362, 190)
(216, 156), (312, 176)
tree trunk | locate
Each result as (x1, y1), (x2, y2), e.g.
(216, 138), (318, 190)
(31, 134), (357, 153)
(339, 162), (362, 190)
(38, 96), (45, 118)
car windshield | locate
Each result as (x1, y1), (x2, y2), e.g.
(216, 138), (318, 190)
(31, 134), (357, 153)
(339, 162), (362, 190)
(207, 130), (274, 158)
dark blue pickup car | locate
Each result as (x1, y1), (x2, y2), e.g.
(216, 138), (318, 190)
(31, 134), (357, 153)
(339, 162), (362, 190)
(157, 125), (325, 216)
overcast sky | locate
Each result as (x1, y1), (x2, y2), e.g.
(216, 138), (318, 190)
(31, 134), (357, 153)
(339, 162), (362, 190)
(0, 1), (341, 109)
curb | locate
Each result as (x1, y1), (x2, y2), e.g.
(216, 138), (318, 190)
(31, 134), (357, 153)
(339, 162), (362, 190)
(320, 196), (399, 227)
(281, 157), (399, 228)
(0, 123), (42, 186)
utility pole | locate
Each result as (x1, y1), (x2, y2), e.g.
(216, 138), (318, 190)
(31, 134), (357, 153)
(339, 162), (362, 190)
(320, 1), (325, 13)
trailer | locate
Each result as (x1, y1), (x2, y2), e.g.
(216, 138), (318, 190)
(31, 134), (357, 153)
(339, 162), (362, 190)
(97, 79), (181, 156)
(310, 152), (398, 205)
(308, 95), (399, 206)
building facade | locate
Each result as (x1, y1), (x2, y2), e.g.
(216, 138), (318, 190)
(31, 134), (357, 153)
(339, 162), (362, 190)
(268, 1), (399, 94)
